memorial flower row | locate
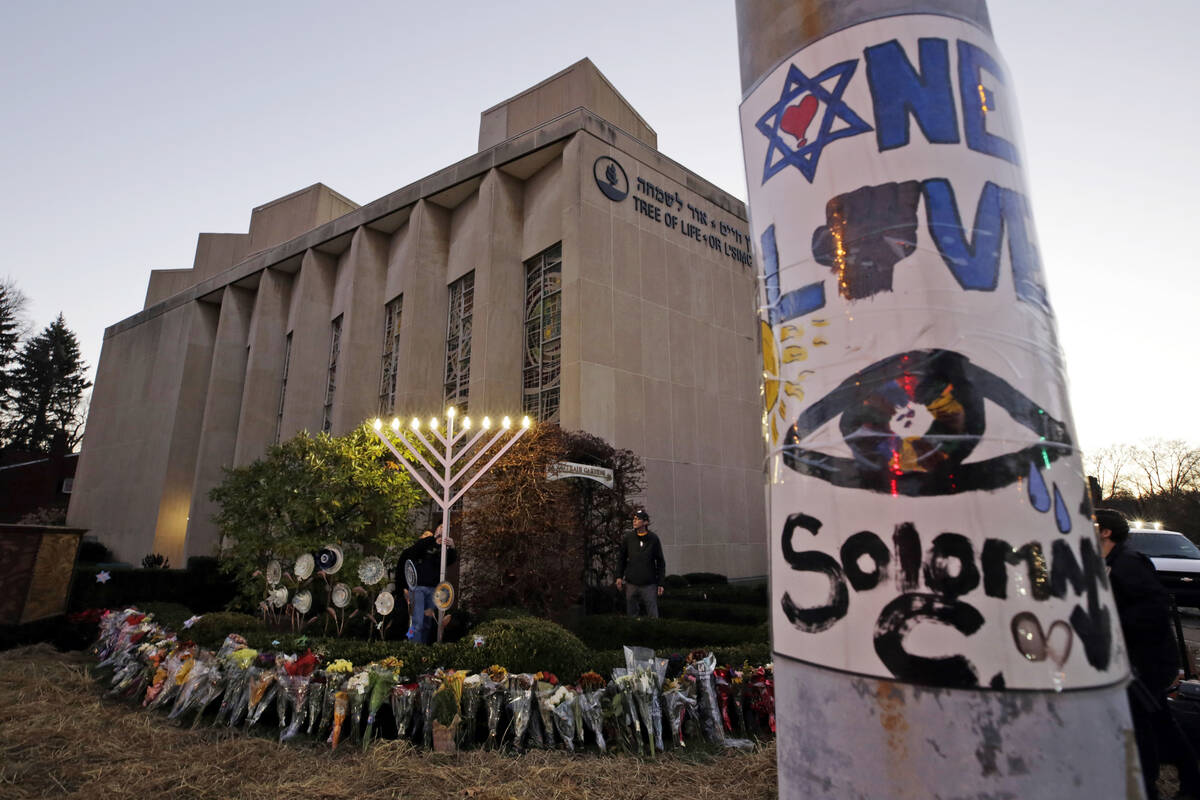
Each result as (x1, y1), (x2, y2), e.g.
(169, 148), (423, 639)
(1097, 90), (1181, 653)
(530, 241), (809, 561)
(91, 608), (775, 754)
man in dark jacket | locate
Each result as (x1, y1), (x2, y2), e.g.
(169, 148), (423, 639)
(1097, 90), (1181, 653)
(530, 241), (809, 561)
(616, 509), (666, 617)
(397, 524), (456, 643)
(1096, 508), (1199, 799)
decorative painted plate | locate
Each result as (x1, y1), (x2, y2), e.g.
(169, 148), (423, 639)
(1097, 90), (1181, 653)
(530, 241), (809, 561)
(403, 559), (417, 589)
(293, 553), (314, 581)
(374, 591), (395, 616)
(316, 545), (343, 575)
(433, 582), (455, 610)
(358, 556), (385, 586)
(269, 587), (289, 608)
(292, 590), (312, 614)
(330, 582), (351, 608)
(265, 559), (282, 587)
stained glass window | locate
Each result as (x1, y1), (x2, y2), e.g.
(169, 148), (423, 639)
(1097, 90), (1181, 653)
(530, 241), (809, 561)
(522, 243), (562, 422)
(378, 295), (402, 415)
(444, 273), (474, 413)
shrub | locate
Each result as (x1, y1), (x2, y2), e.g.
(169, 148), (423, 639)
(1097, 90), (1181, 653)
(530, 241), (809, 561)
(186, 612), (265, 649)
(137, 602), (193, 631)
(77, 540), (115, 564)
(209, 426), (424, 606)
(69, 566), (237, 614)
(570, 615), (767, 651)
(457, 617), (592, 681)
(663, 574), (688, 590)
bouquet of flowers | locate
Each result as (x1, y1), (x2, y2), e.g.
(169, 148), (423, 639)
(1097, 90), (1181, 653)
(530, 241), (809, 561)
(606, 675), (640, 755)
(362, 659), (402, 750)
(244, 654), (279, 728)
(481, 665), (508, 749)
(214, 647), (257, 727)
(534, 672), (560, 749)
(748, 664), (775, 734)
(330, 690), (349, 750)
(661, 675), (699, 747)
(279, 651), (321, 742)
(317, 659), (354, 739)
(418, 675), (438, 750)
(714, 666), (735, 732)
(506, 673), (536, 752)
(306, 671), (327, 735)
(685, 651), (724, 744)
(546, 684), (579, 753)
(187, 659), (228, 727)
(624, 646), (666, 752)
(345, 670), (370, 747)
(577, 671), (607, 751)
(145, 644), (191, 709)
(390, 682), (418, 741)
(460, 673), (483, 748)
(167, 654), (214, 720)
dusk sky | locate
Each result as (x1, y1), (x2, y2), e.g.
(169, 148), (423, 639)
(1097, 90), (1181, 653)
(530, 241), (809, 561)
(2, 1), (1196, 455)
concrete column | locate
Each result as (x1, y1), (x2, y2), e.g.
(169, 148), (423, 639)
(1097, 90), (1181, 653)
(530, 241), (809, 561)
(393, 200), (451, 415)
(233, 267), (293, 466)
(735, 1), (1139, 796)
(329, 227), (389, 433)
(470, 169), (525, 413)
(280, 249), (336, 438)
(185, 285), (254, 560)
(150, 300), (219, 566)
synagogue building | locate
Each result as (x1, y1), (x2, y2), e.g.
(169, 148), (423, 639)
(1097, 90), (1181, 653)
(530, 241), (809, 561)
(67, 60), (765, 578)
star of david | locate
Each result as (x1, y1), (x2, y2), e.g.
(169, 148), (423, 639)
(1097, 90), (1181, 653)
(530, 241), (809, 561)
(756, 59), (873, 184)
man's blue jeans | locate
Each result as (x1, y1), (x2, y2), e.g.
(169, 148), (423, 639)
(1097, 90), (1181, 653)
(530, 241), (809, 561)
(409, 585), (434, 643)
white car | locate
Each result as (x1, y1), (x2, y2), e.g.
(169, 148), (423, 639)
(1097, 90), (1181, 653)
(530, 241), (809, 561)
(1126, 528), (1200, 608)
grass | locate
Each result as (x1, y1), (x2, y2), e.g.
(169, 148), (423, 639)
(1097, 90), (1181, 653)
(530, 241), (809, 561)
(0, 644), (777, 800)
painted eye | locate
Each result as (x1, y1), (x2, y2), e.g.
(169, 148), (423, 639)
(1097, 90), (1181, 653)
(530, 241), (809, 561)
(781, 349), (1071, 497)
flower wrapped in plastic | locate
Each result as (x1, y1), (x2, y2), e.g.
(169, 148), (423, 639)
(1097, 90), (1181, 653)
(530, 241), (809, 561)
(167, 654), (215, 720)
(330, 690), (349, 750)
(317, 659), (354, 739)
(279, 651), (320, 742)
(481, 665), (508, 749)
(623, 646), (667, 752)
(685, 651), (724, 744)
(617, 668), (659, 756)
(362, 660), (402, 750)
(390, 682), (418, 741)
(306, 671), (327, 735)
(418, 675), (438, 750)
(661, 675), (698, 747)
(576, 671), (607, 751)
(145, 643), (190, 709)
(507, 673), (536, 752)
(244, 654), (279, 728)
(546, 684), (579, 752)
(187, 659), (228, 727)
(214, 647), (256, 727)
(345, 670), (370, 747)
(606, 676), (640, 755)
(714, 666), (734, 733)
(534, 672), (560, 749)
(748, 664), (775, 734)
(460, 673), (483, 748)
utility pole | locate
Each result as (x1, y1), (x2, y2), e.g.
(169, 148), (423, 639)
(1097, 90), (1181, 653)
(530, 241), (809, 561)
(735, 2), (1142, 796)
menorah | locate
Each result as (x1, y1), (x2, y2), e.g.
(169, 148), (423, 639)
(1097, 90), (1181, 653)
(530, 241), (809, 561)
(371, 409), (532, 641)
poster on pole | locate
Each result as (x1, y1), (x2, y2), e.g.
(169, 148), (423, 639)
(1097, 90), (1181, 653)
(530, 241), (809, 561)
(740, 15), (1125, 691)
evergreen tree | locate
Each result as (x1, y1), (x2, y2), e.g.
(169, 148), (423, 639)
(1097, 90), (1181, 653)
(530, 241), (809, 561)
(0, 279), (28, 423)
(6, 313), (91, 453)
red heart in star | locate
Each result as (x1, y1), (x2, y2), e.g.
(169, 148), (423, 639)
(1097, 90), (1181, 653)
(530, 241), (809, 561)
(780, 95), (819, 147)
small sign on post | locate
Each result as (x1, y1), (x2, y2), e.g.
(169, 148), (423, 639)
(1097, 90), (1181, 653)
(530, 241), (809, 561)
(546, 461), (614, 488)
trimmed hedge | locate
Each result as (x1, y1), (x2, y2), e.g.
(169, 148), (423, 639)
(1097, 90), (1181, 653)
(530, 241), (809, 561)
(570, 614), (768, 651)
(656, 597), (767, 626)
(670, 581), (767, 605)
(70, 566), (237, 613)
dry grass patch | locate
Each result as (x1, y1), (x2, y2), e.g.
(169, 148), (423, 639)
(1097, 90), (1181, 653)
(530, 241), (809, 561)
(0, 645), (777, 800)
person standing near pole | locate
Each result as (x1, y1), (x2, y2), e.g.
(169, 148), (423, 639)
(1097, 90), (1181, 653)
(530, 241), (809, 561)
(398, 525), (456, 643)
(616, 509), (665, 617)
(736, 1), (1138, 796)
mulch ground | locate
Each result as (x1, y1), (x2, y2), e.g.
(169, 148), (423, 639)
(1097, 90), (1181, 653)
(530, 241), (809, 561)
(0, 644), (778, 800)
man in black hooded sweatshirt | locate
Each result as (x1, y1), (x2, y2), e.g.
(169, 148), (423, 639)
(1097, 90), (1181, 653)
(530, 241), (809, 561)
(616, 509), (666, 617)
(397, 524), (456, 643)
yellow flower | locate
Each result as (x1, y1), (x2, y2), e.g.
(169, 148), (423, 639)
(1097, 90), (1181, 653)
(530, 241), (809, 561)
(327, 659), (355, 674)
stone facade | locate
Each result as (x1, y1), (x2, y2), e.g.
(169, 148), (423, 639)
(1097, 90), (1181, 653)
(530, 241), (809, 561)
(67, 59), (765, 578)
